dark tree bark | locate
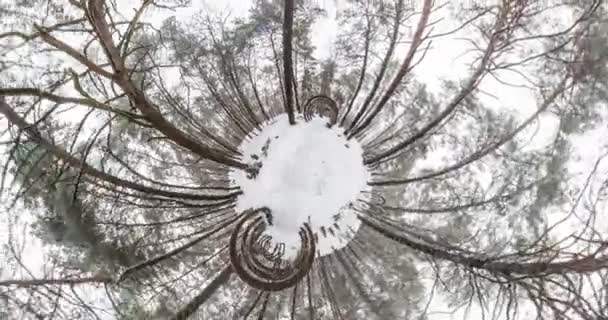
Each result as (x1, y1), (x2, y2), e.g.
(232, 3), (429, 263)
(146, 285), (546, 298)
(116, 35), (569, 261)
(282, 0), (297, 125)
(170, 265), (234, 320)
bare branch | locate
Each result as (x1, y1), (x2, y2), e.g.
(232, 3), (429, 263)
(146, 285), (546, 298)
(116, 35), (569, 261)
(282, 0), (296, 125)
(0, 98), (239, 201)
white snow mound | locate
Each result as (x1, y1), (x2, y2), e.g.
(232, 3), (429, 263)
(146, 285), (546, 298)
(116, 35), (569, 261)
(231, 115), (369, 258)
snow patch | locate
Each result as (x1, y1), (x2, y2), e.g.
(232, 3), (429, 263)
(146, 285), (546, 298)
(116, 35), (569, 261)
(231, 115), (369, 258)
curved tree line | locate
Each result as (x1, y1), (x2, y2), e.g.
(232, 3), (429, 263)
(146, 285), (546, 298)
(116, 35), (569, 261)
(1, 0), (607, 319)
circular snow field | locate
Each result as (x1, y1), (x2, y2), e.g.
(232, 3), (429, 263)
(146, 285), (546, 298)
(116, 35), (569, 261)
(231, 115), (370, 258)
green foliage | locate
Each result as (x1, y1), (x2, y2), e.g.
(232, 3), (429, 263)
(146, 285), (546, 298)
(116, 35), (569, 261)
(10, 135), (142, 273)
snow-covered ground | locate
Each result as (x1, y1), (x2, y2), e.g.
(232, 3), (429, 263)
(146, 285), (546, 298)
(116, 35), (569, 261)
(231, 115), (369, 258)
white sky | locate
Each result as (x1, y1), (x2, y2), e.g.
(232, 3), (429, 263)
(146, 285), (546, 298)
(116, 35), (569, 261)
(1, 0), (607, 319)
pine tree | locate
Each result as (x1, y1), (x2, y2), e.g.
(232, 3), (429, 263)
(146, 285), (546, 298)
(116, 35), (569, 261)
(1, 0), (607, 319)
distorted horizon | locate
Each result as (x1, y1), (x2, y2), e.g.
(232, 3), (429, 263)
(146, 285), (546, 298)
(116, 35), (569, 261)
(231, 115), (369, 258)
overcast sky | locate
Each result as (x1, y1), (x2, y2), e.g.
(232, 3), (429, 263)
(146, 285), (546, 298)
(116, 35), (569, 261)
(1, 1), (607, 319)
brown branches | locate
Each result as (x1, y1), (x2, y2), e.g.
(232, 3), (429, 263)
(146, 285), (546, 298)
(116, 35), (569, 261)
(81, 0), (247, 169)
(0, 18), (87, 43)
(348, 0), (433, 139)
(2, 0), (248, 170)
(369, 76), (570, 186)
(2, 1), (606, 318)
(360, 215), (608, 276)
(169, 264), (233, 320)
(0, 275), (112, 288)
(282, 0), (296, 125)
(229, 208), (316, 292)
(34, 24), (114, 79)
(117, 212), (243, 283)
(339, 9), (372, 128)
(0, 98), (239, 201)
(346, 0), (405, 136)
(363, 0), (550, 166)
(302, 95), (338, 127)
(0, 87), (145, 123)
(86, 0), (124, 73)
(368, 3), (598, 173)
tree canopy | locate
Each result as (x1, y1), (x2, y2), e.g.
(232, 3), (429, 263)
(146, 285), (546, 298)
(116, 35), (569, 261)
(1, 0), (607, 319)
